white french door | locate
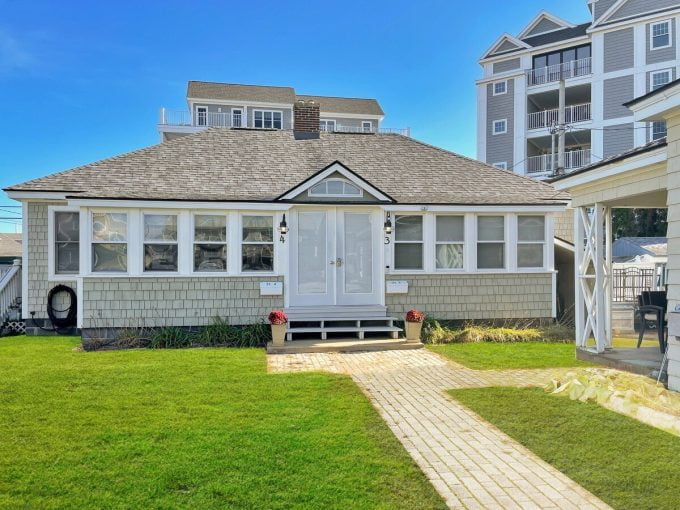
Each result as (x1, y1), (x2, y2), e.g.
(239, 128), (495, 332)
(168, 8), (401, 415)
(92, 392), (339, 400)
(289, 208), (382, 307)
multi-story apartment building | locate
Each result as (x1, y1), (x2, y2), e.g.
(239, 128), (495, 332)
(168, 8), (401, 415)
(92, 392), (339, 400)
(157, 81), (408, 142)
(477, 0), (680, 179)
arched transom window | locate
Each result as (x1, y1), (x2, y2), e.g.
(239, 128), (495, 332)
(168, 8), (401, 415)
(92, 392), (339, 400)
(308, 178), (363, 198)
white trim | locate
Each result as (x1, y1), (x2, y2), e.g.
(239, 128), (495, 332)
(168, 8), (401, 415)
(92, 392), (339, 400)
(481, 33), (531, 60)
(6, 191), (69, 201)
(230, 107), (243, 128)
(279, 161), (392, 202)
(141, 212), (180, 274)
(492, 80), (508, 96)
(391, 213), (426, 272)
(21, 202), (28, 320)
(589, 8), (680, 32)
(492, 118), (508, 135)
(475, 214), (508, 272)
(319, 119), (336, 132)
(239, 212), (277, 275)
(477, 81), (488, 161)
(47, 205), (81, 281)
(66, 199), (292, 210)
(382, 204), (566, 213)
(76, 277), (83, 329)
(650, 19), (673, 50)
(517, 10), (576, 39)
(320, 111), (384, 121)
(252, 109), (284, 129)
(591, 0), (629, 28)
(187, 98), (293, 109)
(195, 105), (208, 127)
(191, 213), (228, 275)
(361, 120), (373, 132)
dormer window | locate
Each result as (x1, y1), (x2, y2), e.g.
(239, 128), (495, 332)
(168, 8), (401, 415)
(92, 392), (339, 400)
(309, 179), (363, 198)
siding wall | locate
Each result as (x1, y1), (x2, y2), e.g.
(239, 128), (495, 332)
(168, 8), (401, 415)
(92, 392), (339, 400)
(385, 273), (553, 321)
(25, 202), (76, 321)
(646, 18), (677, 65)
(319, 117), (377, 130)
(485, 79), (515, 168)
(612, 0), (679, 22)
(603, 123), (635, 157)
(81, 276), (284, 329)
(493, 58), (521, 74)
(553, 209), (575, 243)
(525, 18), (562, 37)
(594, 0), (618, 21)
(646, 68), (678, 93)
(603, 28), (635, 72)
(603, 75), (635, 119)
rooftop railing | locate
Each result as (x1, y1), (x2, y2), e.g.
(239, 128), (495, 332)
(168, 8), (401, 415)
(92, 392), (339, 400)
(527, 103), (591, 130)
(526, 57), (592, 87)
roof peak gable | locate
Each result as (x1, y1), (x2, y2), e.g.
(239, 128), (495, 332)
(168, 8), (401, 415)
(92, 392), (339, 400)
(481, 33), (531, 60)
(518, 10), (577, 39)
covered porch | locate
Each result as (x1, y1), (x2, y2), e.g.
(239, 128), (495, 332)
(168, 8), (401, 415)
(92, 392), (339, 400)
(552, 78), (680, 389)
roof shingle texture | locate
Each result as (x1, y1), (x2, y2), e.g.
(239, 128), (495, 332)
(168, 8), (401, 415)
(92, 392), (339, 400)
(0, 233), (22, 258)
(295, 95), (384, 116)
(5, 129), (568, 206)
(187, 81), (296, 103)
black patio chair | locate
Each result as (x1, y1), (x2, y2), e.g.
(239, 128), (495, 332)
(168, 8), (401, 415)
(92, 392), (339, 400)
(636, 290), (667, 352)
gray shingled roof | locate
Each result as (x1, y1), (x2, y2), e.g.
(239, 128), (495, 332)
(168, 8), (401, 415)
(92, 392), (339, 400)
(5, 129), (568, 206)
(296, 95), (384, 116)
(187, 81), (296, 103)
(522, 23), (590, 47)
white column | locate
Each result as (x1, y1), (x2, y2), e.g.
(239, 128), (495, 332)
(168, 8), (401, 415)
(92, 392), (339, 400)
(574, 207), (585, 347)
(594, 203), (606, 353)
(605, 206), (613, 348)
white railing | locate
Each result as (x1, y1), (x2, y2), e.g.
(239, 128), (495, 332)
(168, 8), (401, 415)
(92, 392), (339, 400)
(526, 57), (592, 87)
(527, 103), (592, 130)
(526, 148), (592, 175)
(0, 260), (21, 323)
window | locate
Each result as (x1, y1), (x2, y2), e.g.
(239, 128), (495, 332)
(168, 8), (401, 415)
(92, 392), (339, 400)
(54, 211), (79, 274)
(493, 81), (507, 95)
(435, 216), (464, 270)
(651, 21), (671, 49)
(194, 215), (227, 272)
(651, 70), (672, 91)
(394, 215), (423, 270)
(242, 216), (274, 271)
(493, 119), (507, 135)
(254, 110), (282, 129)
(309, 179), (362, 197)
(232, 108), (243, 128)
(196, 106), (207, 126)
(492, 162), (508, 170)
(517, 216), (545, 268)
(652, 121), (667, 141)
(362, 121), (373, 133)
(319, 119), (336, 132)
(143, 214), (178, 272)
(92, 212), (127, 272)
(477, 216), (504, 269)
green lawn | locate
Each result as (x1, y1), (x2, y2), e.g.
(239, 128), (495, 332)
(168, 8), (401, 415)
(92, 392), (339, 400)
(0, 337), (445, 509)
(427, 342), (594, 370)
(450, 387), (680, 510)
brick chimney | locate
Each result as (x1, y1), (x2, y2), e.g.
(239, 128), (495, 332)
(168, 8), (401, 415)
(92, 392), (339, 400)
(293, 100), (320, 139)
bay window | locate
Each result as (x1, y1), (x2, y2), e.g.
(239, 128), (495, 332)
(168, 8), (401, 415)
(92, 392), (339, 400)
(435, 216), (464, 270)
(517, 216), (545, 268)
(194, 215), (227, 272)
(242, 216), (274, 271)
(143, 214), (178, 272)
(92, 212), (128, 272)
(394, 215), (423, 270)
(54, 211), (80, 274)
(477, 216), (505, 269)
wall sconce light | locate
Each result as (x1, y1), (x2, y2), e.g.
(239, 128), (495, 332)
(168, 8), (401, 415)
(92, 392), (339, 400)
(279, 214), (288, 242)
(383, 212), (393, 234)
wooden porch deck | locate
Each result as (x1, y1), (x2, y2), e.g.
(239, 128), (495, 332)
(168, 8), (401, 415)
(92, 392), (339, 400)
(577, 346), (665, 379)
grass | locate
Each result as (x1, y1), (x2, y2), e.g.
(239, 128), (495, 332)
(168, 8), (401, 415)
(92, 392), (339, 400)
(0, 336), (446, 509)
(427, 342), (594, 370)
(449, 387), (680, 510)
(612, 336), (658, 348)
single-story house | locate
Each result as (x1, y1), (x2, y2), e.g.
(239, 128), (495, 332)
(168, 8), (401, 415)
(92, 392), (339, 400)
(0, 233), (22, 273)
(551, 78), (680, 391)
(612, 237), (667, 264)
(4, 101), (569, 341)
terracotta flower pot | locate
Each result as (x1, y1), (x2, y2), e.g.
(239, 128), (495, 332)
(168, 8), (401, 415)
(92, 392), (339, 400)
(405, 321), (423, 341)
(271, 323), (287, 346)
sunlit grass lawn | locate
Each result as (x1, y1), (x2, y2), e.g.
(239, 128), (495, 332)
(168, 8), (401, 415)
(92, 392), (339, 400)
(0, 336), (445, 509)
(426, 342), (594, 370)
(450, 387), (680, 510)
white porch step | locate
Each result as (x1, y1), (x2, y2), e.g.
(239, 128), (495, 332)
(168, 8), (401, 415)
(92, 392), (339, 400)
(284, 314), (403, 341)
(285, 305), (387, 320)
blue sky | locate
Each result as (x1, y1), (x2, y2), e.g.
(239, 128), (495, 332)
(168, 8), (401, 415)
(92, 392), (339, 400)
(0, 0), (590, 232)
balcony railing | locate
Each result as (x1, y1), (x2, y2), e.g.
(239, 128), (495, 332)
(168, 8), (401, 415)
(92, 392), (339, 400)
(159, 108), (410, 136)
(527, 103), (592, 130)
(526, 57), (592, 87)
(526, 148), (591, 175)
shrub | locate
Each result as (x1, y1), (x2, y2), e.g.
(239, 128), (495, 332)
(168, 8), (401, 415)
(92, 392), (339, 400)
(149, 327), (194, 349)
(194, 317), (240, 347)
(115, 327), (151, 349)
(422, 318), (574, 345)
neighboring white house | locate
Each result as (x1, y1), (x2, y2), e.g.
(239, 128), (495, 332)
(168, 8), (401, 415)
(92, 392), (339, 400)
(3, 100), (568, 344)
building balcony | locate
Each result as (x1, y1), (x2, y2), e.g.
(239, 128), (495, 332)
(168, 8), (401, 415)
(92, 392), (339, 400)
(526, 148), (592, 176)
(527, 103), (592, 130)
(526, 57), (592, 87)
(158, 108), (410, 136)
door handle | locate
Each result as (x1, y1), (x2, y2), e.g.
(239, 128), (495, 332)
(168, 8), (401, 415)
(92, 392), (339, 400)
(330, 258), (343, 267)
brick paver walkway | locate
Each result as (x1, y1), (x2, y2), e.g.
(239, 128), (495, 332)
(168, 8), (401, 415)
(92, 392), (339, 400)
(268, 350), (611, 510)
